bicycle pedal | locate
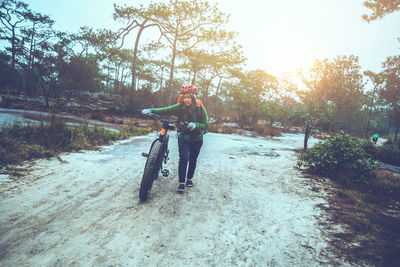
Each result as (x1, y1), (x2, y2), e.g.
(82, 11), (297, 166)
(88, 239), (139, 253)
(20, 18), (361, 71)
(141, 152), (148, 157)
(161, 169), (170, 177)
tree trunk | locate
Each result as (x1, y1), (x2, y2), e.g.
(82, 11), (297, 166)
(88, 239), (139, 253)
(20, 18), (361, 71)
(41, 82), (49, 107)
(215, 76), (222, 97)
(11, 27), (16, 70)
(131, 21), (147, 92)
(395, 125), (399, 143)
(106, 63), (110, 91)
(365, 107), (373, 138)
(160, 66), (165, 90)
(28, 24), (35, 69)
(167, 35), (178, 103)
(115, 65), (121, 91)
(120, 68), (124, 88)
(304, 126), (310, 150)
(168, 47), (177, 91)
(31, 40), (37, 70)
(204, 80), (211, 106)
(191, 70), (197, 84)
(365, 84), (378, 138)
(123, 71), (129, 86)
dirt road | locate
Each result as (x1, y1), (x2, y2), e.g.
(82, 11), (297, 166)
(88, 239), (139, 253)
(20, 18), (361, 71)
(0, 132), (348, 266)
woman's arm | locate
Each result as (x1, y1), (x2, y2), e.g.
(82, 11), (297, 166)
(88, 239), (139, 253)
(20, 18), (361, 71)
(152, 103), (180, 116)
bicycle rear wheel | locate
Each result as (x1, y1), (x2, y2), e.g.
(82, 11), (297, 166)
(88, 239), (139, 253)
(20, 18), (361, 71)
(139, 140), (163, 201)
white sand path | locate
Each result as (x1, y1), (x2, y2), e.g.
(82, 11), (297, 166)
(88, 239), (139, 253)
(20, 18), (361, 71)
(0, 132), (349, 266)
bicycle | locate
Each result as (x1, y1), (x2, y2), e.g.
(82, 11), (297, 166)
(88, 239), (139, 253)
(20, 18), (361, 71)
(139, 113), (186, 202)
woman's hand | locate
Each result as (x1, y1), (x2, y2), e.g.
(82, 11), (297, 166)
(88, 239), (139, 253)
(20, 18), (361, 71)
(141, 108), (152, 115)
(188, 122), (197, 131)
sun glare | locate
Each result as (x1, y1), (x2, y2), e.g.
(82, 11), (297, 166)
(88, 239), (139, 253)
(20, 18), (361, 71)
(263, 34), (322, 76)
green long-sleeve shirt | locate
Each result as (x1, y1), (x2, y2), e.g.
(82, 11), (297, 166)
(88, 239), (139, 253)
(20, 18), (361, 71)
(152, 103), (209, 142)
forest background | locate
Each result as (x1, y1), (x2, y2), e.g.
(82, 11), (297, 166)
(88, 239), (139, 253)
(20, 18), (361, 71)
(1, 0), (400, 149)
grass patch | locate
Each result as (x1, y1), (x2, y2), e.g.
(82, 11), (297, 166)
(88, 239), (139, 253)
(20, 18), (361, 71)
(0, 116), (153, 167)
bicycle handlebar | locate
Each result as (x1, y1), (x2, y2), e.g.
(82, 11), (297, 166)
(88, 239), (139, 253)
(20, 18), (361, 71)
(146, 113), (160, 120)
(145, 113), (187, 128)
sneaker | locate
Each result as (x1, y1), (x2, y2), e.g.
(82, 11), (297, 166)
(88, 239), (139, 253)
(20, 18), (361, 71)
(177, 182), (185, 193)
(186, 179), (193, 187)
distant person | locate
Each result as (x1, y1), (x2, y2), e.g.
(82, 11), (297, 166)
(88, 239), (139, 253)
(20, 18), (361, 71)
(372, 133), (379, 144)
(141, 84), (208, 193)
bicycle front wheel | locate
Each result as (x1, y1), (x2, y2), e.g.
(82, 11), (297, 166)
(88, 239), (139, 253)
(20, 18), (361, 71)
(139, 140), (163, 202)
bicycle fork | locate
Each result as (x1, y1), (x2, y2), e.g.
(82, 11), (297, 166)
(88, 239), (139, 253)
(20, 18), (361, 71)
(160, 147), (170, 177)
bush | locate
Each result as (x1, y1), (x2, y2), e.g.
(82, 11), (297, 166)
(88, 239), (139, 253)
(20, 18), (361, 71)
(360, 139), (376, 156)
(298, 132), (378, 183)
(376, 145), (400, 166)
(359, 138), (400, 166)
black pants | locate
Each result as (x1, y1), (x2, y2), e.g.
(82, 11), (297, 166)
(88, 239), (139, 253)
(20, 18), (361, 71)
(178, 138), (203, 183)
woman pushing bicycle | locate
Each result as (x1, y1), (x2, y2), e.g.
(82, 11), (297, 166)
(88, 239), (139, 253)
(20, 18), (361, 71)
(141, 84), (209, 193)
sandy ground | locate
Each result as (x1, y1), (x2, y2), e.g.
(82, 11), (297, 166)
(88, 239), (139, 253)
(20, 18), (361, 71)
(0, 132), (349, 266)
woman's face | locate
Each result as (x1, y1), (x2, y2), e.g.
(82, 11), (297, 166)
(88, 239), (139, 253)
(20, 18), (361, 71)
(183, 94), (193, 106)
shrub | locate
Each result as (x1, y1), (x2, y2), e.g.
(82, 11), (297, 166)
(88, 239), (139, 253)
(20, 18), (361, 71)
(298, 132), (378, 183)
(360, 139), (376, 156)
(360, 137), (400, 166)
(207, 123), (237, 134)
(376, 144), (400, 166)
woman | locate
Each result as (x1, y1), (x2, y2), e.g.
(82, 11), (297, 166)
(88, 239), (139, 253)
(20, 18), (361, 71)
(141, 84), (208, 193)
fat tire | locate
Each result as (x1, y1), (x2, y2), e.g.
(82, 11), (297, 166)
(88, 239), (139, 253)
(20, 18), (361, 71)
(139, 140), (163, 201)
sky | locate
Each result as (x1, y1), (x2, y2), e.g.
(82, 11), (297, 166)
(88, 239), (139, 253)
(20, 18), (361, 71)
(21, 0), (400, 78)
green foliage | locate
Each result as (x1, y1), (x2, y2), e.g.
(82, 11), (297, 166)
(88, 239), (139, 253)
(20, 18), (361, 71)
(359, 139), (376, 156)
(359, 138), (400, 166)
(58, 55), (103, 96)
(228, 69), (278, 124)
(300, 55), (366, 136)
(298, 132), (378, 182)
(376, 144), (400, 166)
(0, 0), (397, 141)
(381, 56), (400, 136)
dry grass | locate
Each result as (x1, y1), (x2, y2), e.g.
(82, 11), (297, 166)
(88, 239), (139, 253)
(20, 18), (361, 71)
(207, 123), (282, 137)
(314, 169), (400, 266)
(207, 123), (238, 135)
(0, 117), (154, 168)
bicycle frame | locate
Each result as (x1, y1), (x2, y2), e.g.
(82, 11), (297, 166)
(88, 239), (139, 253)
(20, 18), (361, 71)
(142, 114), (178, 175)
(139, 113), (189, 201)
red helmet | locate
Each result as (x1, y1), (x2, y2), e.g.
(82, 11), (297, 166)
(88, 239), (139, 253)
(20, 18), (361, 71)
(180, 84), (197, 94)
